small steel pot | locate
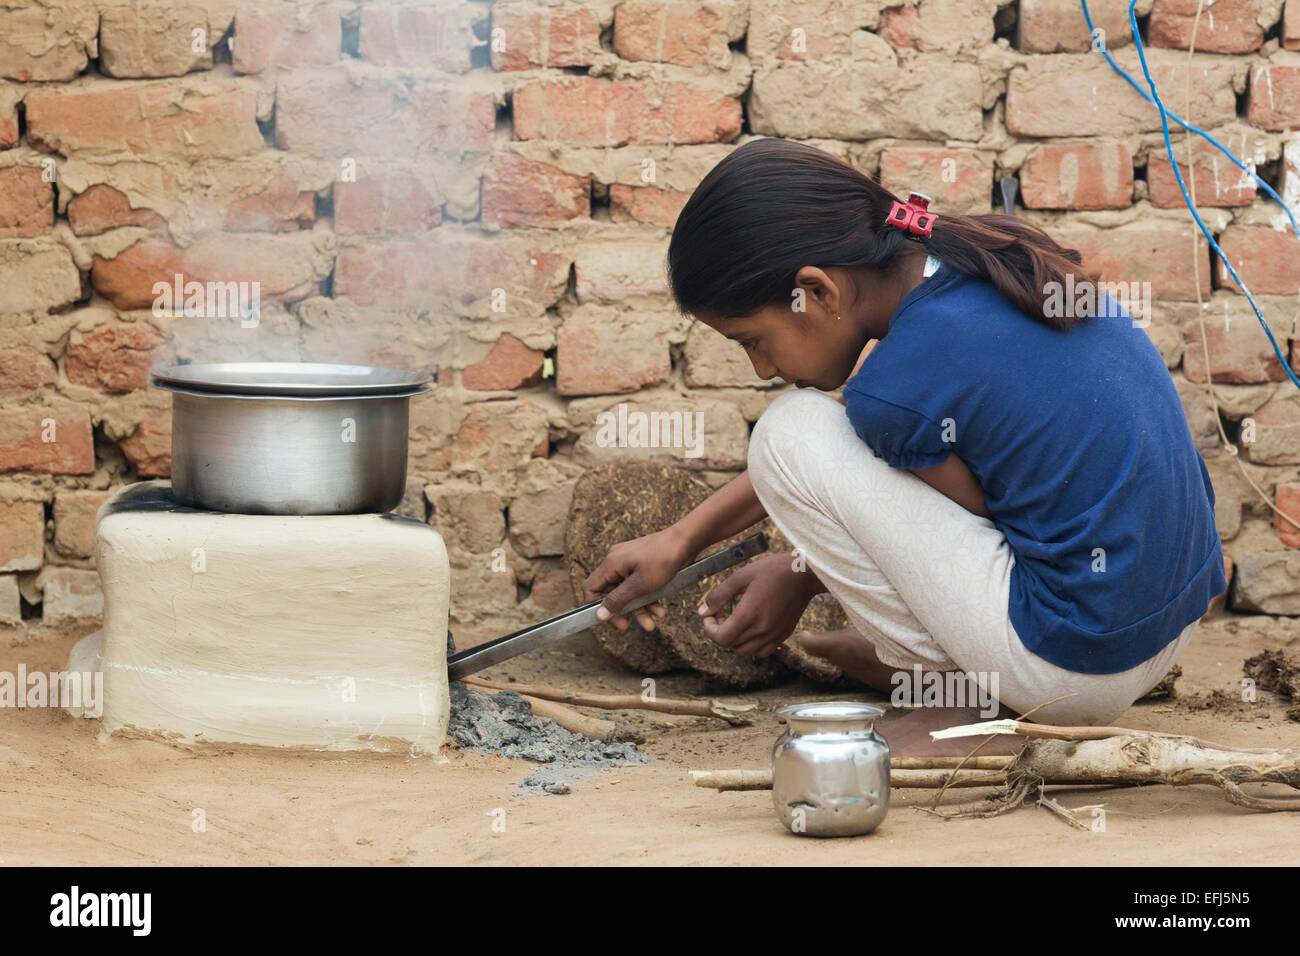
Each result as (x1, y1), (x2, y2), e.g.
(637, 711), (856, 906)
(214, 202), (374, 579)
(151, 363), (432, 516)
(772, 701), (890, 837)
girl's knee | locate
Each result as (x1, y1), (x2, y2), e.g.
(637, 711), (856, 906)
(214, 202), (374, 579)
(748, 389), (843, 471)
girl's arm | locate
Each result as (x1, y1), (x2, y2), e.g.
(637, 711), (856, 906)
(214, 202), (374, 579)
(667, 470), (769, 559)
(908, 453), (992, 518)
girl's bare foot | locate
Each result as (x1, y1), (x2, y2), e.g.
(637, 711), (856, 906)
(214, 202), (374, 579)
(788, 628), (1027, 757)
(787, 628), (898, 691)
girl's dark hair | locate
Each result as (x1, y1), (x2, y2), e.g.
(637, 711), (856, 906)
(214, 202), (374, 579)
(666, 138), (1100, 332)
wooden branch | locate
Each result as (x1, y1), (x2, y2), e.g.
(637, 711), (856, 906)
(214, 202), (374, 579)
(690, 768), (1008, 790)
(464, 676), (756, 726)
(930, 718), (1295, 755)
(691, 733), (1300, 811)
(521, 695), (633, 744)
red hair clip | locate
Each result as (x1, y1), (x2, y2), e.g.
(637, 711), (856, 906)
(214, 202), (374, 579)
(885, 191), (936, 239)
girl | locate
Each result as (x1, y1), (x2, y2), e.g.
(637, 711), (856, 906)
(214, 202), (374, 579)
(581, 139), (1227, 752)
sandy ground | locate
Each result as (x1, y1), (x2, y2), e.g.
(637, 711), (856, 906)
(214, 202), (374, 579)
(2, 611), (1298, 866)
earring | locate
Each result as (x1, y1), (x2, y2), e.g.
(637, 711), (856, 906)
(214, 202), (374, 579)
(835, 313), (842, 321)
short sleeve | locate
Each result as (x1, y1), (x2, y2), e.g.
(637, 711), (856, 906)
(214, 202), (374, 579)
(842, 389), (953, 470)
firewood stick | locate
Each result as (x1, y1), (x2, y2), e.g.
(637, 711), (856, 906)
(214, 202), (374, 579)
(695, 735), (1300, 810)
(930, 718), (1296, 754)
(463, 676), (755, 726)
(690, 768), (1008, 790)
(893, 756), (1013, 770)
(521, 695), (619, 743)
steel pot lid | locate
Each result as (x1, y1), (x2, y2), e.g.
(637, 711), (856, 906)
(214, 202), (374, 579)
(150, 362), (434, 397)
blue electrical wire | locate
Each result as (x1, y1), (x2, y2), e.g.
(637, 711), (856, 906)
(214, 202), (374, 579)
(1078, 0), (1300, 392)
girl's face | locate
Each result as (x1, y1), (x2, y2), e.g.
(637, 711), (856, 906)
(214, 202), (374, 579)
(697, 302), (867, 391)
(696, 260), (920, 391)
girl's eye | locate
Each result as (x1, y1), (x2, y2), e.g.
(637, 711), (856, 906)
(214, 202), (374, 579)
(741, 340), (757, 351)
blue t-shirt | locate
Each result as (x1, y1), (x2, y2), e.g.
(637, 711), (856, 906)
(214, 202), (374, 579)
(842, 261), (1227, 675)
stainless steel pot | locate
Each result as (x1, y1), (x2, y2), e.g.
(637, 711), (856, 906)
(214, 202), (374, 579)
(151, 363), (433, 516)
(772, 701), (890, 837)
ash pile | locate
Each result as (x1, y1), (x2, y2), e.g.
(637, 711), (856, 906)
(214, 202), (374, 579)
(447, 680), (646, 795)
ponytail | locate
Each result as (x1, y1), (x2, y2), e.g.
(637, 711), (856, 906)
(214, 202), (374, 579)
(667, 138), (1101, 332)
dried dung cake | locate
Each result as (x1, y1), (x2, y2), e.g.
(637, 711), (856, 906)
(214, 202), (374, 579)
(565, 461), (704, 673)
(566, 460), (854, 689)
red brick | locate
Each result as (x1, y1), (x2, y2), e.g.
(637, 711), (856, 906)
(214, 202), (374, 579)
(0, 347), (57, 398)
(0, 406), (94, 474)
(0, 501), (44, 572)
(490, 2), (602, 70)
(512, 76), (742, 146)
(430, 400), (550, 473)
(1215, 225), (1300, 296)
(1149, 0), (1270, 52)
(0, 0), (96, 81)
(876, 0), (997, 54)
(1020, 142), (1133, 210)
(91, 237), (320, 311)
(0, 242), (82, 314)
(53, 489), (114, 558)
(0, 167), (54, 238)
(1247, 63), (1300, 130)
(275, 73), (494, 155)
(557, 310), (670, 396)
(462, 334), (545, 390)
(878, 147), (994, 214)
(613, 0), (728, 66)
(67, 184), (166, 236)
(1148, 153), (1257, 208)
(67, 321), (171, 393)
(1051, 222), (1211, 301)
(224, 174), (316, 232)
(334, 174), (442, 235)
(529, 569), (573, 613)
(1007, 51), (1237, 137)
(481, 153), (590, 228)
(359, 4), (474, 71)
(231, 6), (340, 74)
(334, 238), (569, 309)
(121, 408), (171, 477)
(1278, 482), (1300, 546)
(1017, 0), (1138, 53)
(1183, 307), (1292, 383)
(1242, 396), (1300, 464)
(609, 185), (690, 226)
(26, 82), (262, 158)
(0, 93), (17, 148)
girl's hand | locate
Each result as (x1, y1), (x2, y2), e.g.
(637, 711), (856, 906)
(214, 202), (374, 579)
(697, 553), (821, 658)
(581, 527), (695, 632)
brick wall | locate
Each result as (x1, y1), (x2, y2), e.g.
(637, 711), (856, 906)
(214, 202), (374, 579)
(1, 0), (1298, 641)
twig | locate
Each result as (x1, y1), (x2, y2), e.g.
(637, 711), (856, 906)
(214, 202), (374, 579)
(930, 718), (1295, 754)
(521, 695), (639, 744)
(1038, 793), (1091, 831)
(690, 768), (1007, 791)
(463, 676), (755, 726)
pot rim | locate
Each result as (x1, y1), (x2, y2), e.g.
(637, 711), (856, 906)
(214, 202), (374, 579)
(150, 361), (433, 398)
(156, 382), (431, 402)
(776, 700), (887, 721)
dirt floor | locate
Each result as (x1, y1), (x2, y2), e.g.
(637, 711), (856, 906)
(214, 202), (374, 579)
(2, 610), (1298, 866)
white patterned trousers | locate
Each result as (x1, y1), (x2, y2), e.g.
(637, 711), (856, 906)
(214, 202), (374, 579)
(747, 389), (1198, 726)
